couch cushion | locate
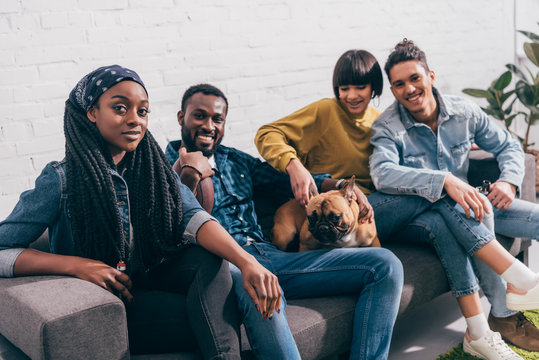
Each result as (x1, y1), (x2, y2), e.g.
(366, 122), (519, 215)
(273, 296), (356, 359)
(388, 243), (450, 316)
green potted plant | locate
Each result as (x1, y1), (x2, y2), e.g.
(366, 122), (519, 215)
(463, 24), (538, 153)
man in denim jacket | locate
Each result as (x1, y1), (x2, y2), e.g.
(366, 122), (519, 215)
(370, 39), (539, 355)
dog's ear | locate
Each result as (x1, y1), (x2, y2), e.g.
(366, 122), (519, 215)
(308, 182), (319, 199)
(340, 175), (356, 201)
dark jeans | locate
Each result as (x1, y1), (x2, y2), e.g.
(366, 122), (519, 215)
(126, 246), (241, 360)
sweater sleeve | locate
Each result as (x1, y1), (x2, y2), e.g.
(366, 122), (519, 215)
(255, 100), (325, 173)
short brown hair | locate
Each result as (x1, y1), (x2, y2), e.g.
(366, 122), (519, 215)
(332, 49), (383, 99)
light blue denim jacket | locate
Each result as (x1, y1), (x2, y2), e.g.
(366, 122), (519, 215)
(0, 160), (215, 277)
(369, 88), (524, 202)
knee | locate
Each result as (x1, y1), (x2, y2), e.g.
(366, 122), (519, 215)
(483, 197), (493, 214)
(371, 248), (404, 285)
(234, 282), (287, 321)
(189, 246), (230, 281)
(233, 287), (256, 316)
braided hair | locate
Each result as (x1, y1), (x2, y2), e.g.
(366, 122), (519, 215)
(64, 67), (187, 269)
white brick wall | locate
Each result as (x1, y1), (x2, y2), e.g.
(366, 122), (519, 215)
(0, 0), (537, 218)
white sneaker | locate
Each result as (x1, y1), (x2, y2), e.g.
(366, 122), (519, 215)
(463, 330), (523, 360)
(507, 277), (539, 311)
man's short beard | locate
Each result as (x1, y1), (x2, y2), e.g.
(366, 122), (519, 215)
(181, 127), (221, 157)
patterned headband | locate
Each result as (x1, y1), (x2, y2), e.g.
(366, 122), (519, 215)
(68, 65), (147, 113)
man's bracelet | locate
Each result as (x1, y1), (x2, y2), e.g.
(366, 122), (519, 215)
(335, 179), (346, 189)
(180, 164), (203, 177)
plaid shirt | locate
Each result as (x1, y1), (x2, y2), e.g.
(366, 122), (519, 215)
(165, 140), (329, 245)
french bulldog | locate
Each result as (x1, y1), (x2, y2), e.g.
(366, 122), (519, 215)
(272, 176), (380, 251)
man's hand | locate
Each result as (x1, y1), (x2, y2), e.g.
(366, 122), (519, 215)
(444, 173), (490, 222)
(178, 146), (214, 179)
(240, 260), (282, 320)
(286, 158), (317, 208)
(487, 181), (516, 210)
(71, 258), (133, 302)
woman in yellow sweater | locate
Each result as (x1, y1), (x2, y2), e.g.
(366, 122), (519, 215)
(255, 49), (382, 213)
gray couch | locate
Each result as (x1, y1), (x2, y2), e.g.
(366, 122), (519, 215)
(0, 152), (535, 360)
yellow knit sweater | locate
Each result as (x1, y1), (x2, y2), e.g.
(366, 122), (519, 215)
(255, 98), (380, 194)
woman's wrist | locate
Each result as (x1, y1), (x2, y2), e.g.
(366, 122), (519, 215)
(285, 158), (301, 174)
(63, 256), (86, 278)
(233, 251), (259, 272)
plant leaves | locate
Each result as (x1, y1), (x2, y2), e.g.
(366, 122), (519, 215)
(506, 64), (528, 81)
(504, 113), (518, 127)
(486, 94), (501, 109)
(515, 81), (535, 107)
(518, 30), (539, 42)
(482, 107), (504, 120)
(485, 89), (496, 103)
(500, 90), (515, 104)
(504, 97), (516, 114)
(524, 42), (539, 67)
(530, 111), (539, 125)
(487, 89), (502, 110)
(493, 71), (512, 90)
(462, 88), (490, 98)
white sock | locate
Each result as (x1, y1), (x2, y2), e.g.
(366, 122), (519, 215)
(501, 260), (539, 291)
(465, 313), (489, 340)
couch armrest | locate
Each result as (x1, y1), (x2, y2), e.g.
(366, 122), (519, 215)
(521, 153), (536, 202)
(0, 276), (129, 360)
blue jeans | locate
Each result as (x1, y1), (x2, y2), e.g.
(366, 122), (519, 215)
(369, 192), (485, 297)
(487, 198), (538, 316)
(399, 209), (514, 317)
(429, 196), (538, 317)
(370, 192), (536, 318)
(127, 246), (241, 359)
(493, 198), (538, 240)
(230, 242), (403, 360)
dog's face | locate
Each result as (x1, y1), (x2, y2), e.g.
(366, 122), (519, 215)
(305, 187), (359, 246)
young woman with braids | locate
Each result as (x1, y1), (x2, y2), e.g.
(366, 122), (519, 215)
(0, 65), (281, 359)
